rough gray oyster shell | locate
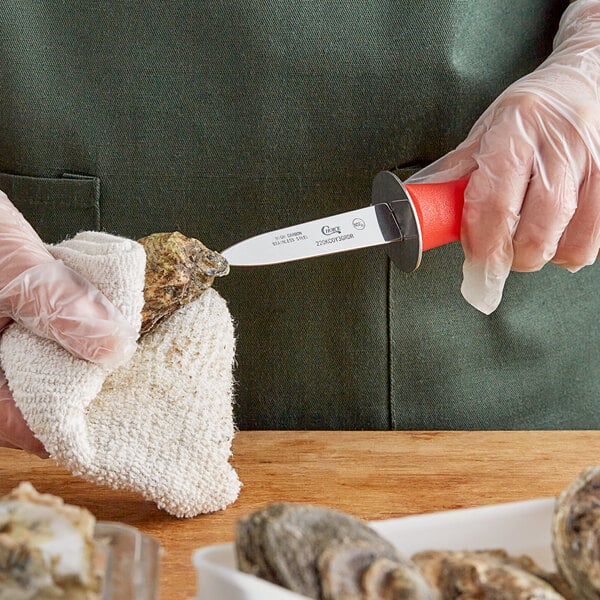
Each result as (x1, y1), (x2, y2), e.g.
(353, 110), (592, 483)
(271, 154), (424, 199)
(319, 541), (434, 600)
(412, 549), (569, 599)
(552, 466), (600, 600)
(318, 541), (396, 599)
(137, 231), (229, 334)
(358, 555), (435, 600)
(236, 502), (435, 600)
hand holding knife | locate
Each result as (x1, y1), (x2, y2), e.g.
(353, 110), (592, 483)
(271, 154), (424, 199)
(221, 171), (468, 272)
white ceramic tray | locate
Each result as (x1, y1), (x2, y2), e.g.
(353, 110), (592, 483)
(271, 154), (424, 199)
(192, 497), (556, 599)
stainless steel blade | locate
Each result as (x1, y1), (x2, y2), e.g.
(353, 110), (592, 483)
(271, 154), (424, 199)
(221, 204), (401, 266)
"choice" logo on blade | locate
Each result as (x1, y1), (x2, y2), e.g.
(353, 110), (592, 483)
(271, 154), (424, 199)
(321, 225), (342, 235)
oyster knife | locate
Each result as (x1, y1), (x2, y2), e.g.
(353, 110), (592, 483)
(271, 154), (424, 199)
(221, 171), (468, 273)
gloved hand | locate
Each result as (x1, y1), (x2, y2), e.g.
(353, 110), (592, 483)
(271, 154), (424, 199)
(408, 0), (600, 314)
(0, 191), (139, 454)
(0, 371), (47, 456)
(0, 229), (239, 517)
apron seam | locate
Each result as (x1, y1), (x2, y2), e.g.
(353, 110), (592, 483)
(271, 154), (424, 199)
(387, 256), (395, 429)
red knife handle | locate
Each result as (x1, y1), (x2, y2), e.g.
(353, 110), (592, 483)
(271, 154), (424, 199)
(371, 171), (469, 272)
(405, 178), (468, 251)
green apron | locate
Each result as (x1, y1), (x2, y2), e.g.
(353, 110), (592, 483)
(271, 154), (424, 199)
(2, 0), (593, 430)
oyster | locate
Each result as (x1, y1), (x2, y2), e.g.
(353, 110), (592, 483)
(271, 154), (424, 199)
(412, 549), (568, 599)
(236, 502), (435, 600)
(552, 466), (600, 600)
(0, 482), (100, 599)
(318, 541), (386, 599)
(359, 555), (435, 599)
(319, 541), (434, 600)
(137, 231), (229, 334)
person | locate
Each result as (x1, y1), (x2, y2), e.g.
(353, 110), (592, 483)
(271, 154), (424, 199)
(1, 0), (598, 452)
(0, 192), (138, 453)
(408, 0), (600, 315)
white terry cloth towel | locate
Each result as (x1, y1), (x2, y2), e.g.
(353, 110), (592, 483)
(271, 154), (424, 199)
(0, 232), (241, 518)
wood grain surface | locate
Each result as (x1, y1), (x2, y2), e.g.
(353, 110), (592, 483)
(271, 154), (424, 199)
(1, 430), (598, 599)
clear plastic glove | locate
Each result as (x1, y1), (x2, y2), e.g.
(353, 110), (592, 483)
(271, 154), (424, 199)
(0, 190), (138, 453)
(0, 370), (47, 456)
(408, 0), (600, 314)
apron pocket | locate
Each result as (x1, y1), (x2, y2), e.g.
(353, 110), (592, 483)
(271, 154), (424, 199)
(0, 172), (100, 244)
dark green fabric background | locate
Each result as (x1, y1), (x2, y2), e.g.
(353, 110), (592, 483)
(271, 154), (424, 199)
(2, 0), (594, 430)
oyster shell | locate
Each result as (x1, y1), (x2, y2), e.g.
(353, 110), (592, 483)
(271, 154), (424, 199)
(137, 231), (229, 334)
(317, 541), (392, 599)
(552, 466), (600, 600)
(235, 502), (435, 600)
(0, 482), (100, 599)
(412, 549), (567, 599)
(359, 555), (435, 599)
(318, 541), (434, 600)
